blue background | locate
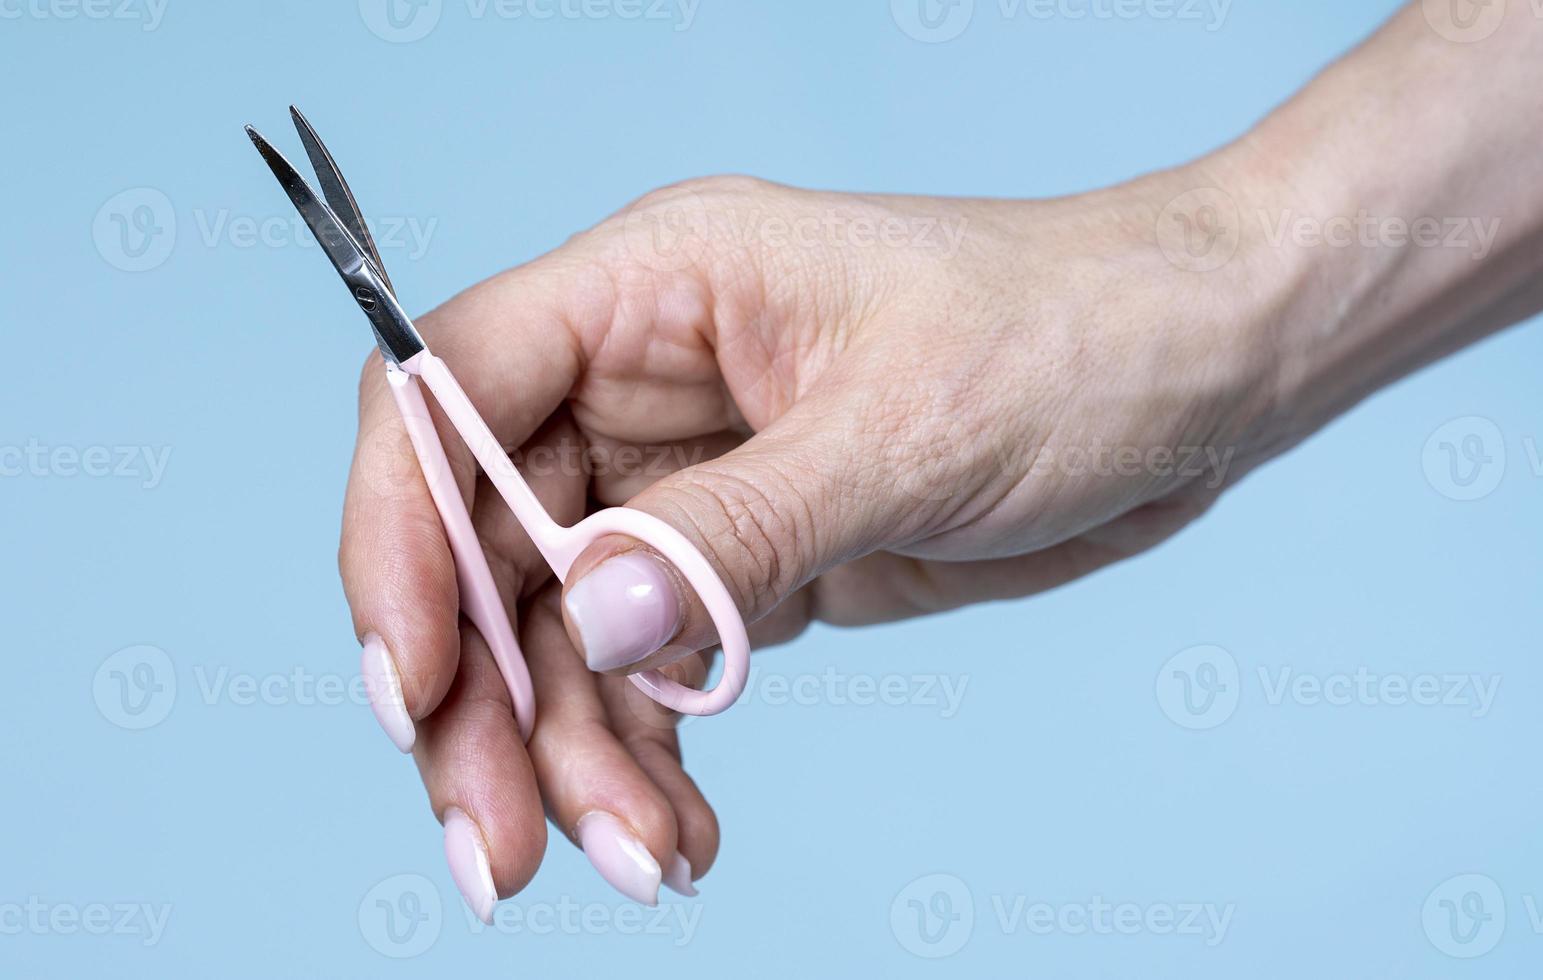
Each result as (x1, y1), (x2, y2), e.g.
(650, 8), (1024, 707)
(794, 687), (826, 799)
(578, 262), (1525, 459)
(3, 0), (1540, 976)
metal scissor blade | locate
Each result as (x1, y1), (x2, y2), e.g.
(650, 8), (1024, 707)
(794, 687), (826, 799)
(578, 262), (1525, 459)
(288, 105), (395, 295)
(245, 125), (372, 278)
(245, 124), (425, 365)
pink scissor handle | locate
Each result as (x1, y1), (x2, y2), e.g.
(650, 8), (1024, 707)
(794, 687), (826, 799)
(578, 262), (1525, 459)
(401, 352), (750, 718)
(386, 365), (536, 740)
(544, 507), (751, 717)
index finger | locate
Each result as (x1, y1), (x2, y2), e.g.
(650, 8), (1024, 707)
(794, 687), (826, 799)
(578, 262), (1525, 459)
(340, 259), (594, 748)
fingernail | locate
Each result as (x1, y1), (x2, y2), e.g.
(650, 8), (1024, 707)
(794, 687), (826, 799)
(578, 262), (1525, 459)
(360, 633), (415, 753)
(564, 553), (682, 672)
(662, 851), (698, 897)
(576, 811), (661, 905)
(443, 807), (496, 925)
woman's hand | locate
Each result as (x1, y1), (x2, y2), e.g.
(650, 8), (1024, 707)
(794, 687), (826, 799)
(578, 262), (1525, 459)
(337, 2), (1543, 919)
(336, 161), (1292, 912)
(542, 170), (1288, 667)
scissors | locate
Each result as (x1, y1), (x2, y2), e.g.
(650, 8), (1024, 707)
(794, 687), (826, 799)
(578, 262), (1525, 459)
(246, 107), (749, 740)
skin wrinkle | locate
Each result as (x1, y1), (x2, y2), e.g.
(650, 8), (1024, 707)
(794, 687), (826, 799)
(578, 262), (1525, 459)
(713, 311), (794, 426)
(673, 467), (793, 618)
(745, 280), (827, 406)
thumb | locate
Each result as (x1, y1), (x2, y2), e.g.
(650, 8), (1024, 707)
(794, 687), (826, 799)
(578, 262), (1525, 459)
(559, 389), (894, 674)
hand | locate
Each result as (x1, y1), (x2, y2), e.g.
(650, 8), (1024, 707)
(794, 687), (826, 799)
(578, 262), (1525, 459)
(338, 4), (1543, 920)
(337, 161), (1290, 914)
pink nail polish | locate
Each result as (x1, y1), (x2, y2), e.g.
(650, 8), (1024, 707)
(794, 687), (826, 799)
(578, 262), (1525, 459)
(443, 807), (496, 924)
(360, 633), (415, 753)
(662, 850), (698, 897)
(576, 811), (661, 905)
(563, 553), (682, 672)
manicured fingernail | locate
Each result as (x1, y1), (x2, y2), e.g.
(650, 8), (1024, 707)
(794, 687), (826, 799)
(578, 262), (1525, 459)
(443, 807), (496, 924)
(662, 851), (698, 897)
(564, 553), (682, 672)
(576, 811), (661, 905)
(360, 633), (415, 753)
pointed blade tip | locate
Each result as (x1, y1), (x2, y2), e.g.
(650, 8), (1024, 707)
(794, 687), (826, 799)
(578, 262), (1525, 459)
(245, 125), (277, 154)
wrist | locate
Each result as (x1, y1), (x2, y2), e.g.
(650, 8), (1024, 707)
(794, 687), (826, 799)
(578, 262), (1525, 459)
(1120, 151), (1307, 474)
(1203, 5), (1543, 458)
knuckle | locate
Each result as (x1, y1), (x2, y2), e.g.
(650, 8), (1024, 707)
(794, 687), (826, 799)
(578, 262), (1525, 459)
(676, 173), (775, 200)
(620, 730), (680, 767)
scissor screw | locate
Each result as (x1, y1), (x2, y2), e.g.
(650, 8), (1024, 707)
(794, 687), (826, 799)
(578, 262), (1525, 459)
(354, 286), (377, 311)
